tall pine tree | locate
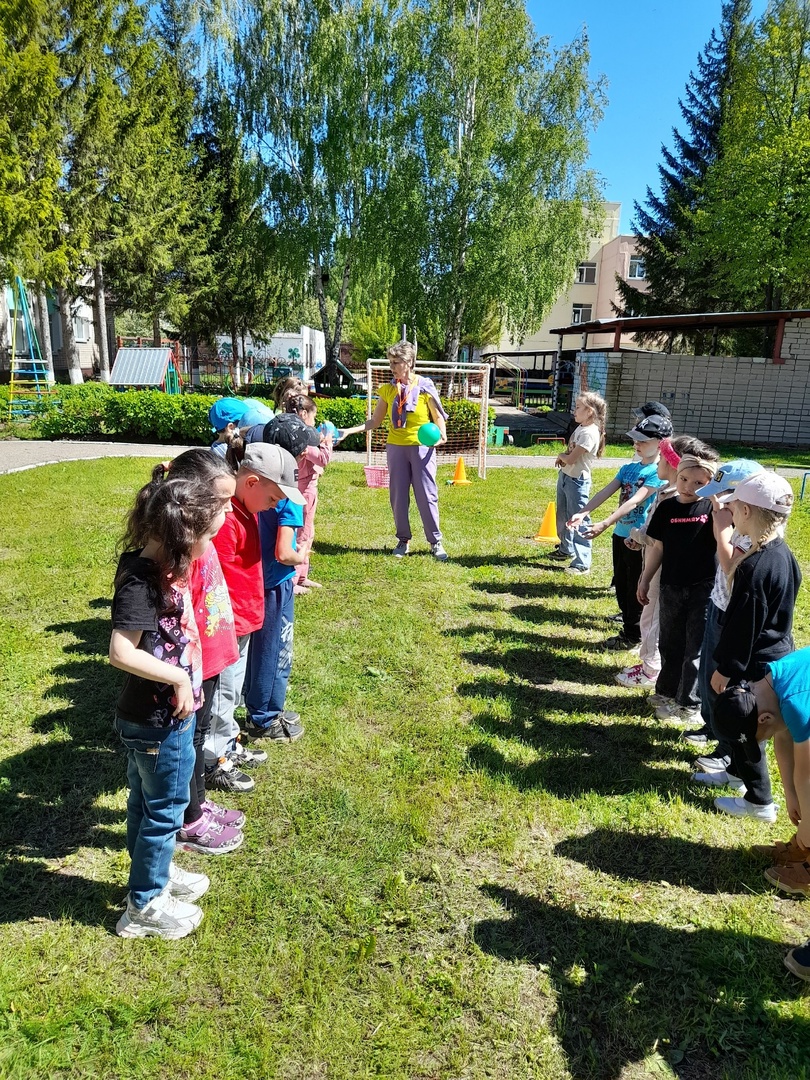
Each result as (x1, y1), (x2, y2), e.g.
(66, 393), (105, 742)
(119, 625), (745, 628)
(615, 0), (752, 349)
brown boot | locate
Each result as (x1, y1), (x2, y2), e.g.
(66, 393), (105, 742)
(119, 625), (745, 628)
(764, 860), (810, 897)
(752, 834), (809, 864)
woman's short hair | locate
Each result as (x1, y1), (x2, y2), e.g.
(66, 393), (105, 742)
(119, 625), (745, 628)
(387, 340), (416, 370)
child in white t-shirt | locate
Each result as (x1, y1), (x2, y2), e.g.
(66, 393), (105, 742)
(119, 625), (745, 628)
(550, 392), (606, 575)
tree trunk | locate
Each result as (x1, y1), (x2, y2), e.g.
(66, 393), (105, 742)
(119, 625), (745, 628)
(313, 261), (336, 365)
(152, 311), (161, 347)
(443, 299), (465, 365)
(231, 321), (241, 389)
(57, 287), (84, 384)
(331, 258), (352, 367)
(34, 288), (55, 385)
(93, 263), (110, 382)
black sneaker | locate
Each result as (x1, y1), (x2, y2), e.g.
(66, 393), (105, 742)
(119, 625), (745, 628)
(205, 756), (255, 793)
(245, 715), (305, 743)
(682, 727), (709, 746)
(603, 635), (639, 651)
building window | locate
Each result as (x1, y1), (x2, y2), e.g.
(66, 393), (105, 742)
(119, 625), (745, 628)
(73, 314), (91, 343)
(575, 262), (597, 284)
(571, 304), (592, 325)
(628, 256), (646, 279)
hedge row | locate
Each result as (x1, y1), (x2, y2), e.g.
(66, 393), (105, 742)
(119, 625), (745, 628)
(11, 385), (493, 448)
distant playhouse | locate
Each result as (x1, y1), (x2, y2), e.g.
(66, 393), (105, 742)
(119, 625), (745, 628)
(110, 345), (182, 393)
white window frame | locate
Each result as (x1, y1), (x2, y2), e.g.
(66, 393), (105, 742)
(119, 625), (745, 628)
(575, 262), (597, 285)
(571, 304), (592, 325)
(73, 314), (91, 343)
(628, 256), (646, 280)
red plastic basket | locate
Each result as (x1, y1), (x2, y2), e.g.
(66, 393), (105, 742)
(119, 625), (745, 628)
(364, 465), (390, 488)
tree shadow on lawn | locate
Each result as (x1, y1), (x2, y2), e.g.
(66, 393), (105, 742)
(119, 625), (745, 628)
(0, 611), (125, 920)
(554, 828), (769, 896)
(471, 580), (615, 602)
(449, 624), (639, 681)
(466, 726), (701, 805)
(474, 883), (810, 1080)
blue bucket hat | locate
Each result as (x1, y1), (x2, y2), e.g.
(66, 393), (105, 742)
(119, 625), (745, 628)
(695, 459), (764, 499)
(209, 397), (249, 432)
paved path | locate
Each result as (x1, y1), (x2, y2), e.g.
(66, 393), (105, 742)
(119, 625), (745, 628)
(1, 439), (806, 477)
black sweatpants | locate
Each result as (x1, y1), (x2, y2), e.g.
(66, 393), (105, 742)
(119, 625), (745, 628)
(612, 533), (643, 643)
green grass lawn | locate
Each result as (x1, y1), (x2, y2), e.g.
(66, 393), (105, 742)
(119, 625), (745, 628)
(2, 460), (810, 1079)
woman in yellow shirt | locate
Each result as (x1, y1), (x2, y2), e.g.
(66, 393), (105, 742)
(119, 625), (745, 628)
(344, 341), (448, 559)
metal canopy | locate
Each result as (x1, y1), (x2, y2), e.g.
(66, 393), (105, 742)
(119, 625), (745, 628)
(110, 347), (174, 386)
(550, 309), (810, 337)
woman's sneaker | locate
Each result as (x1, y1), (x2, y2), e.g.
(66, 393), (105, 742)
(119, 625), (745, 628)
(431, 541), (448, 562)
(205, 755), (255, 793)
(201, 799), (245, 829)
(167, 861), (210, 902)
(178, 814), (244, 855)
(392, 540), (410, 557)
(615, 664), (656, 689)
(116, 888), (203, 939)
(714, 796), (778, 823)
(764, 861), (810, 897)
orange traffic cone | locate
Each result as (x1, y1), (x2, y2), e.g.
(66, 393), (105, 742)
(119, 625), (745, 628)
(451, 455), (472, 486)
(533, 502), (559, 542)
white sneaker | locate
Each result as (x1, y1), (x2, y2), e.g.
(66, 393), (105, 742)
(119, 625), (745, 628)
(392, 540), (410, 557)
(692, 770), (745, 791)
(714, 796), (778, 823)
(431, 541), (448, 561)
(116, 886), (203, 939)
(167, 861), (210, 902)
(615, 664), (656, 689)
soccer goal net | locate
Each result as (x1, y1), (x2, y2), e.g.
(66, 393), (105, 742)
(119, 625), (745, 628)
(365, 359), (491, 479)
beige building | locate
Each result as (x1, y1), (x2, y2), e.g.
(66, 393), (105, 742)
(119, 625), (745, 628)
(496, 202), (648, 359)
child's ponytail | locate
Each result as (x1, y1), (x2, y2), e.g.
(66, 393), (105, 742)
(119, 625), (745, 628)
(226, 431), (248, 471)
(726, 503), (786, 591)
(578, 391), (607, 456)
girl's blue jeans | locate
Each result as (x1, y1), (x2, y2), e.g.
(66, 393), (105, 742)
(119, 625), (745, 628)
(245, 577), (295, 728)
(555, 471), (592, 570)
(114, 714), (195, 909)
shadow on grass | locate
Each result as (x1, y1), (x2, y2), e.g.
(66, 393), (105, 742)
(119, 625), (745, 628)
(471, 580), (614, 601)
(474, 883), (810, 1080)
(554, 828), (766, 896)
(0, 859), (121, 926)
(1, 611), (125, 923)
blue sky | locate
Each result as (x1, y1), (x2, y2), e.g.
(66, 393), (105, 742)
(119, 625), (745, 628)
(526, 0), (768, 232)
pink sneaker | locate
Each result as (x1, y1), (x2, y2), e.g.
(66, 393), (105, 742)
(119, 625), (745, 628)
(615, 664), (656, 689)
(201, 800), (246, 830)
(178, 815), (244, 855)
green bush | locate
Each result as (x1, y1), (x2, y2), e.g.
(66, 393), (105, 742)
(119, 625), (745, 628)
(313, 396), (366, 451)
(37, 384), (117, 438)
(16, 383), (495, 448)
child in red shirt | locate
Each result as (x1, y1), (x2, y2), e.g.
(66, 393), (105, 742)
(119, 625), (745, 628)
(205, 443), (304, 791)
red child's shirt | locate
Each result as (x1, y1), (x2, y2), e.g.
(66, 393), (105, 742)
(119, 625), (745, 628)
(190, 543), (239, 682)
(211, 496), (264, 636)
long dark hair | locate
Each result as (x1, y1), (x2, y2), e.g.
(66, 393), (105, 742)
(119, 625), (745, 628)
(117, 477), (223, 609)
(123, 449), (234, 551)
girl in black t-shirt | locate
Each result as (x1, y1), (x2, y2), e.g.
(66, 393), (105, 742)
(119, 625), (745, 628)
(110, 477), (228, 939)
(637, 455), (717, 723)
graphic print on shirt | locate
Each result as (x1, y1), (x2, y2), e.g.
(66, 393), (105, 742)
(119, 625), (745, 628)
(151, 583), (202, 708)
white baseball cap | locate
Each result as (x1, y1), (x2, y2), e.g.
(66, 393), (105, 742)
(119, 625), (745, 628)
(718, 471), (794, 515)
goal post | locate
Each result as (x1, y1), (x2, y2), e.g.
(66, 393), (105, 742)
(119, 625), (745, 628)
(365, 359), (491, 479)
